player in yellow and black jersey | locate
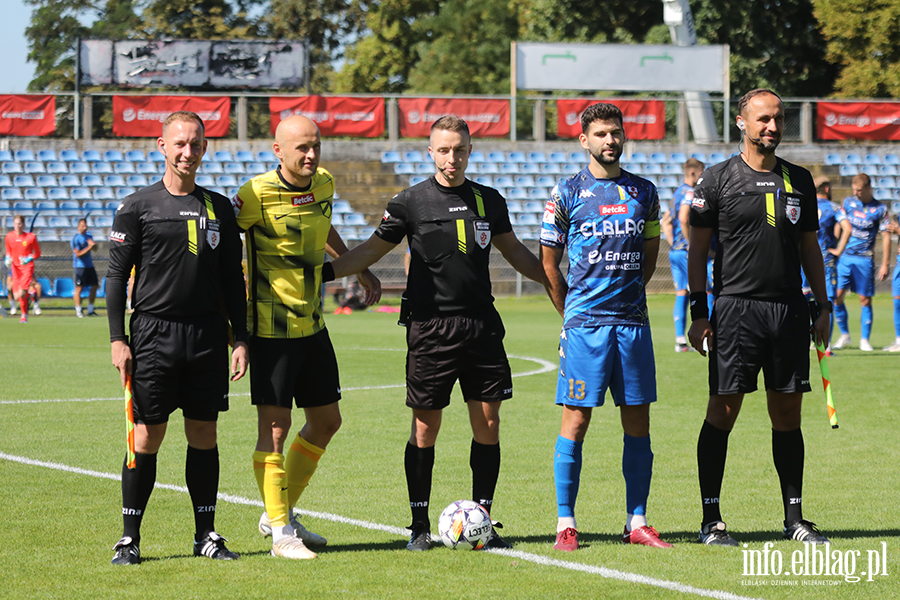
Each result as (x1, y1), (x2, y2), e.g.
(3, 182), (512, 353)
(233, 115), (380, 560)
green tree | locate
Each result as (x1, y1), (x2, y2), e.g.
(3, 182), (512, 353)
(813, 0), (900, 97)
(513, 0), (662, 44)
(143, 0), (249, 38)
(24, 0), (93, 91)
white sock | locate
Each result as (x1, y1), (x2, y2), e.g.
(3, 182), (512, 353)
(626, 514), (647, 532)
(675, 336), (687, 344)
(272, 524), (295, 544)
(76, 307), (83, 316)
(557, 517), (577, 533)
(88, 303), (94, 311)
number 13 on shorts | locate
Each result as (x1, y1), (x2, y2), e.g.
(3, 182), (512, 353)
(568, 379), (586, 400)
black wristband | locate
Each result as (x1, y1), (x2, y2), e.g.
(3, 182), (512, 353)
(321, 261), (336, 283)
(689, 291), (708, 321)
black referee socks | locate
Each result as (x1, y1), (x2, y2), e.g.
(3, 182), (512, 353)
(470, 440), (501, 515)
(772, 428), (804, 525)
(186, 445), (220, 542)
(697, 420), (730, 525)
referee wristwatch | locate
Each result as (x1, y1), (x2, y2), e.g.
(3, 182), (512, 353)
(816, 300), (833, 314)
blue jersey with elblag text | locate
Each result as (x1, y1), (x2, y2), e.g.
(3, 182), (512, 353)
(540, 168), (661, 329)
(670, 182), (693, 250)
(840, 197), (889, 257)
(816, 198), (845, 268)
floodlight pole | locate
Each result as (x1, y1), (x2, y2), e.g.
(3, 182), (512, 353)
(74, 36), (81, 141)
(510, 41), (517, 142)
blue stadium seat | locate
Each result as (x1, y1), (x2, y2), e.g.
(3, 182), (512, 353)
(58, 201), (80, 216)
(892, 201), (900, 213)
(690, 152), (708, 163)
(516, 212), (539, 225)
(330, 213), (345, 226)
(82, 175), (103, 187)
(844, 154), (863, 166)
(238, 175), (252, 186)
(883, 154), (900, 165)
(403, 151), (424, 163)
(47, 162), (68, 174)
(335, 226), (359, 241)
(629, 152), (648, 164)
(201, 162), (224, 174)
(506, 200), (523, 213)
(196, 174), (216, 187)
(487, 151), (506, 162)
(861, 165), (879, 177)
(257, 151), (277, 162)
(540, 163), (563, 175)
(709, 152), (727, 163)
(91, 162), (113, 174)
(535, 175), (556, 188)
(224, 163), (245, 174)
(568, 152), (588, 163)
(823, 153), (842, 166)
(659, 175), (679, 188)
(114, 162), (136, 174)
(93, 187), (114, 200)
(136, 162), (158, 174)
(24, 188), (46, 201)
(333, 200), (352, 214)
(658, 188), (674, 201)
(59, 174), (80, 187)
(93, 215), (114, 228)
(0, 150), (12, 162)
(561, 163), (581, 175)
(14, 150), (35, 162)
(519, 163), (541, 175)
(2, 162), (23, 174)
(508, 151), (527, 163)
(82, 200), (104, 212)
(69, 162), (90, 174)
(469, 151), (486, 163)
(126, 174), (149, 187)
(104, 150), (125, 162)
(648, 152), (667, 164)
(878, 165), (899, 176)
(415, 163), (433, 174)
(60, 149), (80, 162)
(642, 164), (663, 175)
(13, 200), (35, 214)
(838, 165), (857, 177)
(216, 175), (238, 187)
(474, 175), (493, 186)
(663, 164), (682, 175)
(24, 162), (45, 174)
(499, 163), (520, 174)
(528, 152), (547, 163)
(514, 175), (536, 187)
(669, 152), (687, 164)
(213, 150), (233, 162)
(235, 150), (255, 162)
(105, 175), (126, 187)
(36, 175), (57, 187)
(36, 231), (59, 242)
(35, 200), (57, 214)
(125, 150), (146, 162)
(113, 188), (133, 200)
(149, 175), (162, 185)
(70, 188), (92, 201)
(874, 177), (896, 189)
(873, 189), (892, 201)
(14, 175), (35, 187)
(244, 162), (266, 175)
(864, 154), (882, 166)
(393, 163), (415, 175)
(495, 175), (515, 188)
(97, 278), (106, 298)
(381, 151), (402, 163)
(82, 150), (102, 162)
(48, 216), (69, 228)
(523, 200), (545, 213)
(36, 278), (54, 297)
(54, 278), (75, 298)
(37, 149), (57, 162)
(148, 150), (165, 162)
(47, 188), (68, 201)
(507, 188), (528, 200)
(527, 187), (549, 199)
(1, 188), (24, 200)
(343, 213), (366, 226)
(479, 163), (499, 174)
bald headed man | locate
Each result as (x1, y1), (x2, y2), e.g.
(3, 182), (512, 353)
(232, 115), (381, 559)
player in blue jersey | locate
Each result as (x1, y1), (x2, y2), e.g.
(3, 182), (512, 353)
(833, 173), (891, 351)
(800, 178), (850, 351)
(71, 218), (100, 317)
(541, 102), (670, 551)
(884, 218), (900, 351)
(663, 158), (704, 352)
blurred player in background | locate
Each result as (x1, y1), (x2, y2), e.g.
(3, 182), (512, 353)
(71, 218), (100, 317)
(885, 218), (900, 351)
(4, 214), (41, 323)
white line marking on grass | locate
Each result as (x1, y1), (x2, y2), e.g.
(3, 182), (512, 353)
(0, 354), (557, 403)
(1, 451), (759, 600)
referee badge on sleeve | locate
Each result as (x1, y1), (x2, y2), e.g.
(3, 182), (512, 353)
(786, 197), (801, 225)
(207, 220), (220, 249)
(475, 221), (491, 249)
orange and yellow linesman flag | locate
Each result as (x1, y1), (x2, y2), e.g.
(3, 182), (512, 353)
(814, 341), (839, 429)
(124, 374), (136, 469)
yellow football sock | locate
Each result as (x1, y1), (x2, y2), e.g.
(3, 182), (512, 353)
(284, 435), (325, 508)
(253, 451), (289, 528)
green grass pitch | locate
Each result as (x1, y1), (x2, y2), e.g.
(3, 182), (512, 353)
(0, 295), (897, 599)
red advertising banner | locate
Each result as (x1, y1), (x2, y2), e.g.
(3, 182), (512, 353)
(112, 96), (230, 137)
(557, 99), (665, 140)
(269, 96), (384, 137)
(817, 102), (900, 141)
(398, 98), (510, 138)
(0, 95), (55, 136)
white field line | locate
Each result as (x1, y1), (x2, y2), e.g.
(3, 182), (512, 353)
(0, 353), (556, 404)
(0, 452), (759, 600)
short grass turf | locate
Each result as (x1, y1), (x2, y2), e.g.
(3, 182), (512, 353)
(0, 294), (898, 600)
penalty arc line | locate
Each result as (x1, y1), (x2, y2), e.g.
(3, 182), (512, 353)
(0, 353), (557, 404)
(0, 452), (760, 600)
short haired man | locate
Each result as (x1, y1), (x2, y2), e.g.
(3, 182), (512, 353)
(689, 89), (831, 546)
(800, 177), (850, 350)
(107, 111), (249, 565)
(324, 115), (545, 551)
(72, 218), (100, 317)
(663, 157), (705, 352)
(832, 173), (891, 351)
(233, 115), (380, 560)
(541, 102), (670, 551)
(4, 214), (41, 323)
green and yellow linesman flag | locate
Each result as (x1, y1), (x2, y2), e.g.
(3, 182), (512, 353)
(814, 341), (839, 429)
(124, 374), (136, 469)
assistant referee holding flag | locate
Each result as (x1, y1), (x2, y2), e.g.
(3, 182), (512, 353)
(688, 89), (831, 547)
(107, 111), (249, 565)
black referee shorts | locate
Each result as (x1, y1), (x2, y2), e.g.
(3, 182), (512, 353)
(249, 329), (342, 409)
(709, 295), (812, 396)
(405, 306), (513, 410)
(129, 312), (229, 425)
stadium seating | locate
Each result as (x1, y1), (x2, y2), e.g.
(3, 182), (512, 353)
(82, 150), (102, 162)
(235, 150), (255, 162)
(92, 162), (113, 174)
(509, 151), (527, 163)
(47, 188), (69, 201)
(125, 150), (146, 162)
(15, 150), (35, 162)
(690, 152), (708, 163)
(24, 162), (46, 174)
(69, 162), (90, 174)
(70, 188), (92, 201)
(54, 278), (75, 298)
(47, 162), (68, 174)
(60, 150), (80, 162)
(114, 162), (136, 174)
(136, 162), (158, 175)
(0, 150), (12, 162)
(381, 151), (402, 163)
(469, 151), (486, 163)
(14, 175), (35, 187)
(257, 151), (277, 162)
(403, 151), (424, 163)
(25, 189), (47, 201)
(2, 162), (23, 174)
(104, 150), (125, 162)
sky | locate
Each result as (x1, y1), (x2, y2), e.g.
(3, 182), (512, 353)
(2, 1), (34, 93)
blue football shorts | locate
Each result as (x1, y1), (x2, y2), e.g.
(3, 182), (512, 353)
(837, 254), (875, 297)
(669, 249), (688, 291)
(556, 325), (657, 408)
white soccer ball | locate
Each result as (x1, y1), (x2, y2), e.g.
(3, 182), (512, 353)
(438, 500), (493, 550)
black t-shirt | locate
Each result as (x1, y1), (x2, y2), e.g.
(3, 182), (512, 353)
(107, 181), (248, 342)
(690, 155), (817, 300)
(375, 177), (513, 314)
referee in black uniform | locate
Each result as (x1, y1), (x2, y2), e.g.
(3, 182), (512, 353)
(325, 115), (545, 551)
(106, 111), (249, 565)
(688, 89), (831, 547)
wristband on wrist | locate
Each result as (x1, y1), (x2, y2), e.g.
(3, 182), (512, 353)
(321, 262), (336, 283)
(689, 291), (708, 321)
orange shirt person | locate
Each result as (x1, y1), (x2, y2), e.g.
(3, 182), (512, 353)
(4, 215), (41, 322)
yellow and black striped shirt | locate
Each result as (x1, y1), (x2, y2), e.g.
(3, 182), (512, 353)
(234, 167), (335, 338)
